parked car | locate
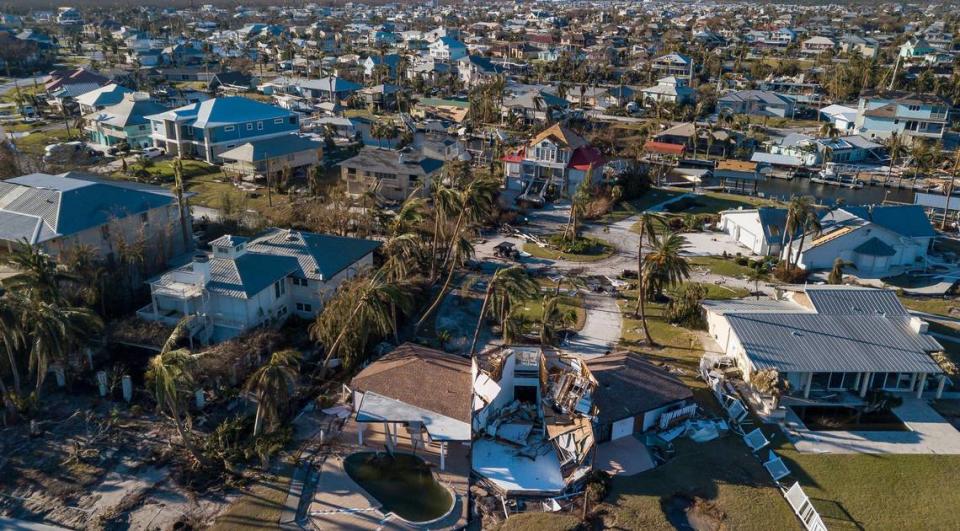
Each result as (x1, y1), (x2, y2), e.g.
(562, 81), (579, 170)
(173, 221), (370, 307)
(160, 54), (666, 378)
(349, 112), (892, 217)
(141, 146), (165, 159)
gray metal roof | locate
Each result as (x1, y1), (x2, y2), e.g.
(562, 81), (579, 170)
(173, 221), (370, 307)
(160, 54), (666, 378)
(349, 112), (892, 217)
(703, 299), (809, 315)
(805, 286), (908, 316)
(727, 313), (943, 373)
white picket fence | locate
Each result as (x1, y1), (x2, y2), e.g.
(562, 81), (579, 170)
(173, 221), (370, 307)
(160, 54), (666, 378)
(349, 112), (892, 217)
(702, 367), (828, 531)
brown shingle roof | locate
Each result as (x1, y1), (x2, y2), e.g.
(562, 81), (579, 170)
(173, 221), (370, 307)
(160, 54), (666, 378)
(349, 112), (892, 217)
(586, 352), (692, 424)
(350, 343), (472, 423)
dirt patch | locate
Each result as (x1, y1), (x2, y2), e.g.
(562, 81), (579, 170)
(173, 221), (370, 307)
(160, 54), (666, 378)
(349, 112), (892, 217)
(662, 494), (726, 531)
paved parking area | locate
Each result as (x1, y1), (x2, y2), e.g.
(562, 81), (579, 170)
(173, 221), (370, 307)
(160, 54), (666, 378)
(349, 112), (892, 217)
(682, 231), (758, 258)
(784, 398), (960, 454)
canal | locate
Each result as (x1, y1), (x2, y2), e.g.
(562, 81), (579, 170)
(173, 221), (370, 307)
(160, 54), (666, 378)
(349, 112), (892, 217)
(697, 176), (916, 206)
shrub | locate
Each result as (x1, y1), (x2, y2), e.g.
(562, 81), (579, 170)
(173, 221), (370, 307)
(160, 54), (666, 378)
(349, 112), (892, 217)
(667, 283), (707, 329)
(773, 263), (808, 283)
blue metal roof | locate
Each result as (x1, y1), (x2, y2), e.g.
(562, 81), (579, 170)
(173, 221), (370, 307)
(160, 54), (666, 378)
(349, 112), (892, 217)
(843, 205), (936, 238)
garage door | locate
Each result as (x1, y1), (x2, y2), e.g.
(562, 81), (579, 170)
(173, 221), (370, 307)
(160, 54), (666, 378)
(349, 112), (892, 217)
(611, 417), (634, 440)
(738, 228), (757, 251)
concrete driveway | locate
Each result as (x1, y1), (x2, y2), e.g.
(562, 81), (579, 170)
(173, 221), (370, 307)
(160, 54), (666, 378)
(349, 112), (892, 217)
(596, 435), (655, 476)
(563, 292), (621, 358)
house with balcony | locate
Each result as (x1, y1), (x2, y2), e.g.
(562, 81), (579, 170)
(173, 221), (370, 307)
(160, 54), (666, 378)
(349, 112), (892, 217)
(640, 76), (695, 106)
(650, 52), (694, 82)
(704, 286), (950, 405)
(800, 36), (836, 56)
(339, 146), (444, 202)
(138, 228), (379, 344)
(84, 92), (168, 150)
(853, 91), (950, 143)
(502, 123), (605, 203)
(145, 96), (300, 164)
(429, 36), (468, 62)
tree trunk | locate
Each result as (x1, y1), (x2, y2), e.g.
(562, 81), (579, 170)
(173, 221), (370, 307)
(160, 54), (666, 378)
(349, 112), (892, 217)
(319, 298), (365, 378)
(253, 402), (264, 436)
(416, 258), (459, 334)
(792, 230), (808, 270)
(5, 347), (21, 395)
(429, 212), (442, 282)
(469, 283), (495, 356)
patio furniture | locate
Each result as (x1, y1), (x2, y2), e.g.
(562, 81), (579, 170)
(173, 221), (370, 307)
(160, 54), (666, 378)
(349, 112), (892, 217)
(763, 451), (790, 481)
(743, 427), (770, 453)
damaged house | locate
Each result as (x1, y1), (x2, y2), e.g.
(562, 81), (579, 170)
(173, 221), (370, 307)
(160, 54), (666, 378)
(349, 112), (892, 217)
(471, 346), (597, 498)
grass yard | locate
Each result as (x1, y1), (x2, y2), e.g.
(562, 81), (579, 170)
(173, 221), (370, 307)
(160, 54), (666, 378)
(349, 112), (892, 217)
(496, 512), (582, 531)
(898, 295), (960, 317)
(523, 236), (615, 263)
(659, 189), (780, 214)
(772, 442), (960, 530)
(184, 171), (294, 213)
(513, 294), (587, 331)
(671, 281), (750, 300)
(689, 255), (766, 280)
(210, 461), (296, 531)
(13, 127), (75, 156)
(115, 158), (221, 183)
(626, 188), (687, 212)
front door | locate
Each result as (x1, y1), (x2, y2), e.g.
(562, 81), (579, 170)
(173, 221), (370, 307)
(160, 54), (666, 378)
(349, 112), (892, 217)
(611, 417), (634, 441)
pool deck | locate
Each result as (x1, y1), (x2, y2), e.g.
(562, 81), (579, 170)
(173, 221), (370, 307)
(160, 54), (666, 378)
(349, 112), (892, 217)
(309, 418), (470, 530)
(782, 398), (960, 454)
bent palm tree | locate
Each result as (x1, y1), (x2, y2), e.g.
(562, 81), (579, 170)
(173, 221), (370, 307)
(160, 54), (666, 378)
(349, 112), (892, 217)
(147, 319), (207, 464)
(21, 298), (102, 396)
(244, 349), (301, 436)
(469, 266), (539, 355)
(311, 271), (413, 376)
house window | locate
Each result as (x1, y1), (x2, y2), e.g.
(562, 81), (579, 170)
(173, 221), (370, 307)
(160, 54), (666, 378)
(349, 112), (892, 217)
(274, 118), (284, 124)
(274, 279), (286, 298)
(292, 277), (308, 287)
(907, 104), (920, 112)
(246, 123), (253, 131)
(140, 212), (149, 223)
(224, 125), (235, 132)
(296, 302), (313, 312)
(289, 116), (297, 124)
(257, 121), (263, 130)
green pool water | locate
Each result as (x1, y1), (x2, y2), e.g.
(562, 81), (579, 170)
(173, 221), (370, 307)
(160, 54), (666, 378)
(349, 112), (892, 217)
(343, 452), (454, 522)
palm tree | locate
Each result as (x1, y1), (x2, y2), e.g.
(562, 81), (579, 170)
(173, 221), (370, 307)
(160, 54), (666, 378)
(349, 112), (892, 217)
(244, 349), (301, 436)
(791, 207), (823, 270)
(417, 177), (500, 331)
(172, 158), (192, 251)
(21, 299), (102, 396)
(4, 242), (76, 303)
(0, 298), (23, 396)
(781, 196), (816, 269)
(428, 183), (459, 282)
(563, 178), (592, 244)
(643, 232), (691, 300)
(828, 258), (856, 285)
(540, 295), (577, 346)
(146, 320), (207, 464)
(633, 212), (666, 345)
(908, 140), (933, 188)
(469, 266), (538, 355)
(310, 271), (413, 376)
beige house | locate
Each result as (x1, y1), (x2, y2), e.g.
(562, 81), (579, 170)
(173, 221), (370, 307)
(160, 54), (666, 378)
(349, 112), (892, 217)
(219, 135), (323, 183)
(339, 147), (444, 202)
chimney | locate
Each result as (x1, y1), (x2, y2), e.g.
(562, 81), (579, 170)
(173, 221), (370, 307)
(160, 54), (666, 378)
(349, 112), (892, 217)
(909, 316), (929, 335)
(193, 253), (211, 286)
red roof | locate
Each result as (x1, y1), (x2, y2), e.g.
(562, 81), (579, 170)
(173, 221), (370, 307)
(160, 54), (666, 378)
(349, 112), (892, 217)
(569, 146), (605, 171)
(502, 146), (525, 163)
(644, 141), (686, 156)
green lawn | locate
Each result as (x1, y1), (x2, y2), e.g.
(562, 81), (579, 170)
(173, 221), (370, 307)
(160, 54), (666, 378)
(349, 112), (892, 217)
(626, 188), (687, 212)
(659, 189), (780, 214)
(523, 236), (615, 263)
(13, 127), (76, 156)
(772, 443), (960, 530)
(898, 296), (960, 317)
(183, 171), (294, 213)
(671, 281), (750, 300)
(115, 158), (221, 183)
(689, 256), (766, 280)
(513, 294), (586, 331)
(497, 512), (582, 531)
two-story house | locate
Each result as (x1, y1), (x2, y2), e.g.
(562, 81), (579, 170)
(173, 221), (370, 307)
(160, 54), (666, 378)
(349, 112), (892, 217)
(429, 36), (468, 62)
(853, 91), (950, 143)
(0, 171), (192, 266)
(146, 96), (300, 164)
(718, 90), (796, 118)
(138, 228), (380, 343)
(502, 123), (605, 203)
(76, 83), (132, 114)
(84, 92), (169, 150)
(339, 146), (444, 202)
(650, 52), (694, 82)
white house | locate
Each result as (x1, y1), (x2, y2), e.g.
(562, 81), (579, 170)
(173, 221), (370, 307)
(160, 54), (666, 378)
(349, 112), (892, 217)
(719, 207), (789, 256)
(428, 36), (467, 62)
(704, 286), (949, 400)
(785, 205), (935, 277)
(138, 228), (380, 343)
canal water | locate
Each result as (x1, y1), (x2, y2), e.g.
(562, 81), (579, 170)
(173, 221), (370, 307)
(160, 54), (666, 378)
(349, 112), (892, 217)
(697, 176), (916, 206)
